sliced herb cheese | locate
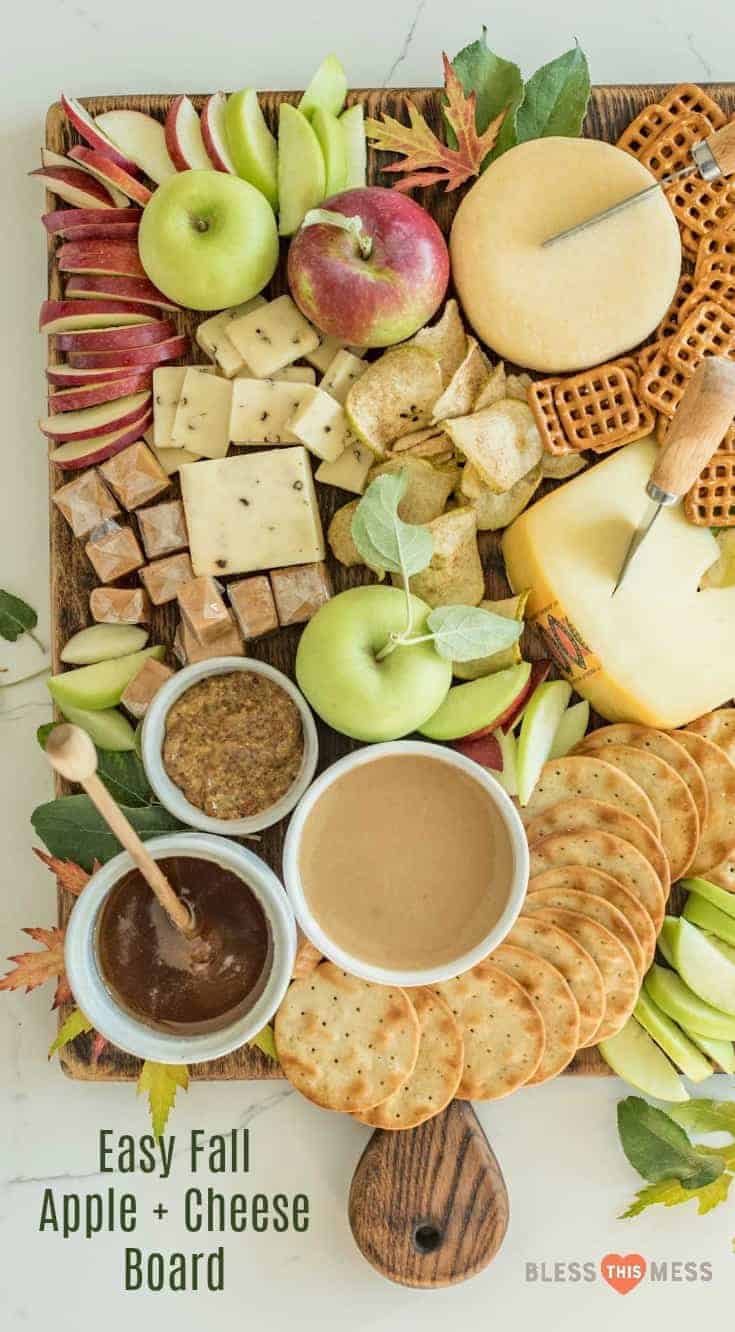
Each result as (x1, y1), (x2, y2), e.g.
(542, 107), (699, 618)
(227, 295), (320, 377)
(286, 388), (352, 461)
(320, 349), (367, 404)
(315, 439), (374, 494)
(171, 369), (233, 459)
(229, 379), (316, 445)
(195, 296), (266, 377)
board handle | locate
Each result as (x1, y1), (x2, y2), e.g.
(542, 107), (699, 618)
(348, 1100), (509, 1288)
(651, 357), (735, 500)
(706, 120), (735, 177)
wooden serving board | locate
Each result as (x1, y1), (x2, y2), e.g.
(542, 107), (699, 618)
(46, 82), (735, 1083)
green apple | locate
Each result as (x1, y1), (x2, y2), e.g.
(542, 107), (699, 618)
(48, 646), (165, 712)
(298, 54), (348, 119)
(138, 170), (278, 311)
(418, 663), (531, 742)
(671, 916), (735, 1015)
(681, 1027), (735, 1073)
(57, 703), (136, 751)
(599, 1016), (689, 1102)
(278, 104), (326, 237)
(224, 89), (278, 209)
(645, 963), (735, 1040)
(683, 876), (735, 921)
(683, 894), (735, 946)
(516, 680), (572, 804)
(311, 108), (347, 196)
(61, 623), (148, 665)
(549, 700), (590, 760)
(634, 988), (713, 1082)
(340, 104), (367, 189)
(295, 585), (451, 742)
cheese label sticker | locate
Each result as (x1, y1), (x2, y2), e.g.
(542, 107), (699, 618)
(531, 603), (602, 683)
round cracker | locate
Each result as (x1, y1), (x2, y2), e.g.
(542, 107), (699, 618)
(275, 962), (420, 1112)
(491, 942), (580, 1084)
(705, 855), (735, 893)
(354, 988), (463, 1130)
(507, 915), (605, 1047)
(526, 829), (665, 932)
(677, 731), (735, 874)
(577, 725), (708, 832)
(434, 960), (545, 1100)
(687, 708), (735, 764)
(524, 881), (642, 975)
(525, 797), (670, 898)
(528, 866), (656, 969)
(520, 756), (659, 837)
(572, 744), (697, 881)
(522, 905), (639, 1045)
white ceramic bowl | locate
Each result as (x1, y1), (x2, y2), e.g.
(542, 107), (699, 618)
(282, 740), (530, 988)
(141, 657), (318, 836)
(65, 832), (297, 1064)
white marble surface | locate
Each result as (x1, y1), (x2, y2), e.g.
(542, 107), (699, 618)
(2, 2), (735, 1326)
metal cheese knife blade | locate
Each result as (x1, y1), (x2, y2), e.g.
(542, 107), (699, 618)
(545, 121), (735, 248)
(612, 358), (735, 595)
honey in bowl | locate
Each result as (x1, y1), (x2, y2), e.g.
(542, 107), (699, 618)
(96, 856), (272, 1034)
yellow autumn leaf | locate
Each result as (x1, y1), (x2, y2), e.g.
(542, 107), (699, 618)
(137, 1061), (189, 1140)
(249, 1024), (278, 1060)
(48, 1007), (93, 1060)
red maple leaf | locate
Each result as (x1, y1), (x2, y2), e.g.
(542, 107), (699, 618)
(34, 847), (95, 896)
(0, 926), (70, 1008)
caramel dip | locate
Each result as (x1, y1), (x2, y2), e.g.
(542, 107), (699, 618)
(298, 754), (514, 972)
(163, 671), (304, 819)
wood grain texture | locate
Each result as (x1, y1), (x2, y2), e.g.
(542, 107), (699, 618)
(44, 83), (735, 1082)
(349, 1099), (508, 1287)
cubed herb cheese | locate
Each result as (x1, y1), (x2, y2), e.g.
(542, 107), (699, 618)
(320, 349), (367, 404)
(153, 365), (215, 446)
(171, 369), (233, 459)
(272, 366), (317, 385)
(286, 388), (352, 461)
(229, 379), (316, 445)
(227, 296), (320, 377)
(195, 297), (266, 377)
(315, 438), (374, 494)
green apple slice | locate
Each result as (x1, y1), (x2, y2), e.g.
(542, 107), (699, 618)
(645, 963), (735, 1040)
(48, 646), (165, 712)
(549, 699), (590, 760)
(340, 104), (367, 189)
(681, 1027), (735, 1073)
(60, 623), (148, 665)
(633, 988), (713, 1082)
(298, 54), (348, 119)
(683, 894), (735, 946)
(278, 104), (327, 237)
(224, 89), (278, 209)
(311, 108), (347, 197)
(57, 703), (136, 751)
(516, 680), (572, 805)
(418, 662), (531, 742)
(671, 916), (735, 1015)
(599, 1016), (689, 1102)
(493, 727), (518, 797)
(657, 916), (678, 966)
(683, 876), (735, 922)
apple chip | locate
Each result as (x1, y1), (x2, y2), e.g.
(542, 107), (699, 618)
(474, 361), (506, 410)
(368, 457), (457, 525)
(327, 500), (362, 567)
(443, 400), (543, 493)
(504, 372), (533, 402)
(460, 461), (542, 531)
(411, 298), (467, 387)
(430, 338), (489, 423)
(392, 506), (484, 608)
(453, 591), (528, 680)
(541, 452), (588, 480)
(345, 346), (443, 457)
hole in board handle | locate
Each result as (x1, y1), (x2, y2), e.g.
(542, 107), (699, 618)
(412, 1222), (443, 1254)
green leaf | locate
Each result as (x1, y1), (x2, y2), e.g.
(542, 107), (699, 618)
(426, 604), (523, 662)
(95, 750), (154, 808)
(249, 1025), (278, 1060)
(514, 45), (590, 144)
(49, 1007), (93, 1060)
(448, 27), (523, 161)
(137, 1061), (189, 1140)
(668, 1100), (735, 1137)
(0, 589), (38, 643)
(37, 722), (59, 750)
(351, 472), (433, 581)
(31, 794), (184, 871)
(621, 1171), (733, 1220)
(617, 1097), (725, 1190)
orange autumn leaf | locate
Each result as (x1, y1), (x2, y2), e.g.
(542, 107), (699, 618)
(34, 847), (95, 896)
(0, 926), (70, 1009)
(366, 52), (507, 193)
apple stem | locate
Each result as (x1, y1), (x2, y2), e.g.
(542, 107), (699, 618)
(301, 208), (373, 259)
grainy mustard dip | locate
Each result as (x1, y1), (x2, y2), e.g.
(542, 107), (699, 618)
(163, 671), (303, 819)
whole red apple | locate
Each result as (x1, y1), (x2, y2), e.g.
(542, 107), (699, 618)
(287, 186), (449, 348)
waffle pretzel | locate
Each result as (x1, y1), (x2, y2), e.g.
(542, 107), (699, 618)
(527, 378), (570, 456)
(668, 300), (735, 377)
(696, 227), (735, 279)
(654, 274), (697, 341)
(552, 361), (651, 454)
(640, 113), (716, 180)
(617, 103), (675, 158)
(666, 174), (735, 239)
(685, 450), (735, 526)
(639, 347), (688, 417)
(678, 275), (735, 324)
(659, 83), (727, 129)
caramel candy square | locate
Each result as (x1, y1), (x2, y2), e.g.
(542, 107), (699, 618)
(85, 521), (144, 582)
(120, 657), (174, 719)
(53, 469), (119, 538)
(140, 552), (194, 606)
(99, 441), (170, 510)
(177, 575), (231, 644)
(179, 612), (245, 663)
(228, 576), (279, 640)
(137, 500), (189, 560)
(89, 586), (151, 624)
(270, 561), (333, 626)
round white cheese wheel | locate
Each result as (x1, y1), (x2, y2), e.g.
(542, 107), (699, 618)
(450, 137), (681, 373)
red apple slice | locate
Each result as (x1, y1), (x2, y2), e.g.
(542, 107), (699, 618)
(67, 334), (189, 369)
(464, 661), (553, 741)
(40, 146), (128, 207)
(165, 95), (213, 171)
(52, 222), (142, 243)
(201, 92), (236, 173)
(451, 732), (503, 769)
(43, 206), (141, 235)
(40, 299), (155, 332)
(49, 375), (152, 412)
(47, 363), (153, 387)
(94, 110), (176, 184)
(54, 319), (175, 351)
(68, 147), (152, 206)
(50, 410), (153, 469)
(63, 274), (178, 311)
(40, 391), (151, 441)
(58, 239), (146, 278)
(29, 166), (116, 210)
(60, 94), (140, 174)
